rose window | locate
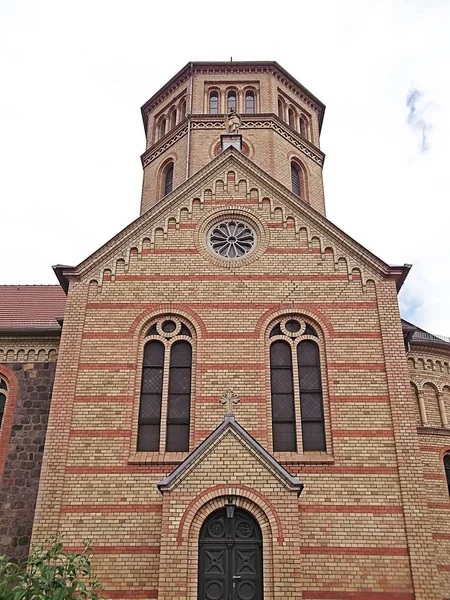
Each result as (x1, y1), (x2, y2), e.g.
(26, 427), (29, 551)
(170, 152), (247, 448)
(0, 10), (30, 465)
(208, 220), (256, 259)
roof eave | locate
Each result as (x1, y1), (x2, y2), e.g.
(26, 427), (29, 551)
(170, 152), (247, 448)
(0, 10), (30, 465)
(410, 338), (450, 352)
(391, 263), (412, 293)
(0, 326), (61, 337)
(53, 264), (77, 295)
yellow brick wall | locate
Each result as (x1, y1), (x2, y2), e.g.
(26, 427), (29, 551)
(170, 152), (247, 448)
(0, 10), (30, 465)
(31, 170), (446, 599)
(29, 64), (450, 600)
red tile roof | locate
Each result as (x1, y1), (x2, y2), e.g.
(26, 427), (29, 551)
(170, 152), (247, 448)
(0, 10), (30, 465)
(0, 286), (66, 331)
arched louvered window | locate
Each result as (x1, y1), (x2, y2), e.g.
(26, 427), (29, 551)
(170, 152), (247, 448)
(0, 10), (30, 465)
(278, 98), (284, 119)
(291, 163), (301, 196)
(209, 91), (219, 114)
(227, 91), (237, 112)
(269, 318), (326, 453)
(297, 341), (326, 451)
(138, 341), (164, 451)
(445, 455), (450, 496)
(245, 91), (255, 113)
(166, 341), (192, 451)
(164, 163), (174, 196)
(0, 377), (7, 427)
(270, 341), (297, 451)
(137, 318), (193, 452)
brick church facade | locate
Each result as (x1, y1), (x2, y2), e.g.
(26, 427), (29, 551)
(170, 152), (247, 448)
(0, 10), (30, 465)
(1, 61), (450, 599)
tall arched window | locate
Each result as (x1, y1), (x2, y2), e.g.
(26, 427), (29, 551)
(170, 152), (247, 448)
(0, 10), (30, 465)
(227, 91), (237, 112)
(445, 455), (450, 496)
(209, 91), (219, 114)
(166, 341), (192, 451)
(138, 341), (164, 451)
(270, 341), (297, 451)
(164, 162), (174, 196)
(137, 318), (193, 452)
(245, 91), (255, 113)
(297, 341), (326, 451)
(269, 318), (326, 453)
(0, 377), (7, 427)
(291, 162), (301, 196)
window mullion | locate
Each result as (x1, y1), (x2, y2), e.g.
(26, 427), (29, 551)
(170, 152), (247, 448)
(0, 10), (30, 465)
(159, 340), (171, 454)
(292, 340), (303, 453)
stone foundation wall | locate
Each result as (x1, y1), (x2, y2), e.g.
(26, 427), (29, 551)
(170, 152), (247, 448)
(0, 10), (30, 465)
(0, 362), (56, 563)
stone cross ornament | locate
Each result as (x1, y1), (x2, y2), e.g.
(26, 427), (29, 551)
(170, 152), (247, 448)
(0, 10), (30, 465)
(220, 389), (240, 415)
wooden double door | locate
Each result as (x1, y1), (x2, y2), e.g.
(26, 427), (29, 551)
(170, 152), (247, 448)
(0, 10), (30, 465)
(198, 507), (263, 600)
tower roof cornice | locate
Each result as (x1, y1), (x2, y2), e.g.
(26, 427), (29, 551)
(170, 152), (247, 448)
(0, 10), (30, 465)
(140, 61), (326, 133)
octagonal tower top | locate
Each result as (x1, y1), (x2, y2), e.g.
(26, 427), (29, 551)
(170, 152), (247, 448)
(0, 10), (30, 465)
(139, 61), (327, 216)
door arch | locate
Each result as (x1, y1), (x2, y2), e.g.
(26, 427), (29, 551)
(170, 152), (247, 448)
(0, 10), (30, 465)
(198, 507), (263, 600)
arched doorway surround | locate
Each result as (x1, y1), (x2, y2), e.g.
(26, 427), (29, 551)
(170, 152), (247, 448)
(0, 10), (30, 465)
(184, 493), (275, 600)
(198, 506), (263, 600)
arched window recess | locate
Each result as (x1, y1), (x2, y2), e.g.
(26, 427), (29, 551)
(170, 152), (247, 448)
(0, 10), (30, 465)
(158, 117), (167, 140)
(299, 115), (308, 140)
(209, 90), (219, 114)
(164, 163), (174, 196)
(269, 317), (326, 453)
(278, 97), (284, 120)
(245, 90), (255, 113)
(288, 107), (295, 129)
(0, 377), (7, 428)
(227, 90), (237, 112)
(179, 98), (187, 120)
(290, 160), (307, 200)
(169, 108), (177, 130)
(159, 159), (175, 199)
(445, 454), (450, 496)
(137, 317), (193, 453)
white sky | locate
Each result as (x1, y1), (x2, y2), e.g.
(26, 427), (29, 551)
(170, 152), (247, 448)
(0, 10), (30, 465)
(1, 0), (449, 336)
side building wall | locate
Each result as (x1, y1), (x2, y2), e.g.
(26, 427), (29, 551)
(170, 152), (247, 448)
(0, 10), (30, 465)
(407, 345), (450, 598)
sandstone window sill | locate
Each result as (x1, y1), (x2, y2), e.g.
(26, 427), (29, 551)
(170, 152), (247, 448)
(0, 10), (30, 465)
(128, 452), (190, 465)
(417, 425), (450, 436)
(274, 451), (334, 465)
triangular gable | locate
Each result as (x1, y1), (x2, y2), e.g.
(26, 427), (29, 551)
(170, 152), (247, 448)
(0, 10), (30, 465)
(157, 414), (303, 495)
(56, 147), (409, 290)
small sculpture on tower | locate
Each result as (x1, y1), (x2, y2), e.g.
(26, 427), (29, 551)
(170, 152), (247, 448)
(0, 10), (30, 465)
(225, 107), (241, 134)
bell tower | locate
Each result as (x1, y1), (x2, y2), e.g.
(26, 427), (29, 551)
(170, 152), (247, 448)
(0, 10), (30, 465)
(139, 61), (326, 215)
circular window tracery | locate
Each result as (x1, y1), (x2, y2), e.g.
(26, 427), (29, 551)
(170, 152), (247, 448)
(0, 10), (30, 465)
(208, 220), (256, 259)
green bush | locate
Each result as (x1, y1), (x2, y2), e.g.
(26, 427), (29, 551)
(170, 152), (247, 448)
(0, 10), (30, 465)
(0, 539), (104, 600)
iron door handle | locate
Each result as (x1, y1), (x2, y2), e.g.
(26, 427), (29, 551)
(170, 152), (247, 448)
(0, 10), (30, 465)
(233, 575), (241, 579)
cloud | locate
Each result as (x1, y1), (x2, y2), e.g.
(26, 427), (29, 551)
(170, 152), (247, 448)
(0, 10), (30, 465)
(406, 89), (433, 153)
(399, 288), (423, 326)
